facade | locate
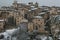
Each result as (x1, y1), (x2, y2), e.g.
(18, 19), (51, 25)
(28, 22), (34, 32)
(32, 16), (45, 27)
(50, 7), (57, 15)
(0, 19), (5, 32)
(32, 16), (47, 33)
(0, 0), (60, 40)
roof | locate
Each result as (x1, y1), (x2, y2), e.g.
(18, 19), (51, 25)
(31, 6), (35, 8)
(28, 8), (37, 11)
(38, 12), (46, 15)
(54, 15), (60, 23)
(0, 19), (4, 22)
(31, 7), (37, 10)
(28, 10), (31, 11)
(33, 16), (43, 19)
(21, 19), (28, 23)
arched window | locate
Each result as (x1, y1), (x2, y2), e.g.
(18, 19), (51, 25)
(24, 14), (27, 19)
(34, 24), (39, 30)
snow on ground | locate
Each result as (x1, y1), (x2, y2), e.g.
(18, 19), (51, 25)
(0, 27), (53, 40)
(0, 28), (18, 40)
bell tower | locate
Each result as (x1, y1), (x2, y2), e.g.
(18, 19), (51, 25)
(13, 0), (18, 9)
(35, 2), (39, 7)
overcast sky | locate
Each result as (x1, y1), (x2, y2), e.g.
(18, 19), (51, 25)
(0, 0), (60, 7)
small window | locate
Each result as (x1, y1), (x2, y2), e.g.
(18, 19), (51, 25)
(0, 25), (1, 26)
(41, 23), (42, 24)
(22, 18), (23, 19)
(38, 20), (40, 21)
(36, 26), (38, 30)
(34, 25), (38, 30)
(17, 21), (19, 22)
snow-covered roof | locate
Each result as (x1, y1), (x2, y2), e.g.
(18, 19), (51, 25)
(28, 8), (37, 11)
(31, 6), (35, 8)
(31, 8), (37, 10)
(55, 15), (60, 21)
(33, 16), (43, 19)
(28, 10), (31, 11)
(21, 19), (28, 22)
(36, 35), (47, 40)
(0, 19), (4, 22)
(38, 12), (46, 15)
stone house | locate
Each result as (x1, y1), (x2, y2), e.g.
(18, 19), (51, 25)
(32, 16), (46, 33)
(0, 19), (5, 32)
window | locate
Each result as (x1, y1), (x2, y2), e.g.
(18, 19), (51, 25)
(34, 24), (38, 30)
(0, 25), (1, 26)
(38, 19), (40, 21)
(41, 23), (42, 24)
(24, 14), (27, 19)
(17, 21), (19, 22)
(35, 26), (38, 30)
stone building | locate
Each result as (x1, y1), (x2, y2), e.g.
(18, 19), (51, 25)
(0, 0), (41, 26)
(19, 19), (28, 32)
(38, 12), (50, 21)
(50, 15), (60, 40)
(50, 6), (57, 16)
(0, 0), (53, 35)
(34, 2), (39, 8)
(12, 0), (18, 9)
(28, 22), (34, 32)
(32, 16), (45, 26)
(32, 16), (46, 33)
(0, 19), (5, 32)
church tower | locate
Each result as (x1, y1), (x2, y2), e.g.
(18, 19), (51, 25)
(35, 2), (39, 7)
(13, 0), (18, 9)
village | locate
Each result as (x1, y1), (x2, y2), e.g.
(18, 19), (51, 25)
(0, 0), (60, 40)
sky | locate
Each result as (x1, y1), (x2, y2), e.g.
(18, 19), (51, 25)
(0, 0), (60, 7)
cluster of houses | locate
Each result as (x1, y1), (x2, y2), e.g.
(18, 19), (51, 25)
(0, 0), (60, 40)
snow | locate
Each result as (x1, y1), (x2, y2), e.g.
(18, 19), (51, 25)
(36, 34), (53, 40)
(0, 32), (9, 38)
(30, 5), (38, 10)
(38, 12), (46, 15)
(55, 29), (59, 32)
(6, 28), (17, 35)
(40, 35), (47, 40)
(0, 28), (18, 40)
(0, 26), (53, 40)
(31, 6), (35, 8)
(58, 35), (60, 39)
(0, 19), (4, 22)
(36, 35), (48, 40)
(28, 10), (31, 11)
(31, 8), (37, 10)
(33, 16), (43, 19)
(21, 19), (28, 22)
(29, 8), (37, 11)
